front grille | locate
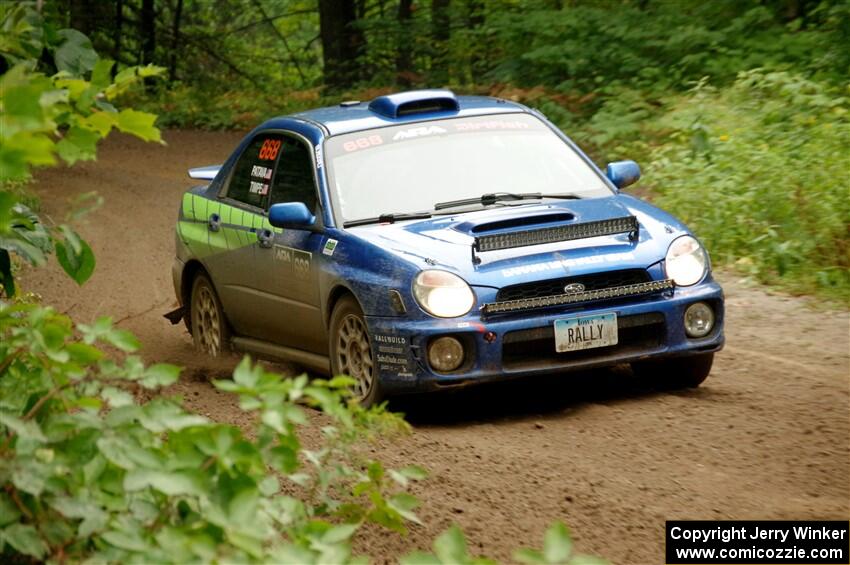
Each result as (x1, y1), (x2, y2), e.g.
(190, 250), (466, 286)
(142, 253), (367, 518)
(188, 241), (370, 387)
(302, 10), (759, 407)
(482, 279), (673, 315)
(502, 312), (666, 370)
(497, 269), (651, 302)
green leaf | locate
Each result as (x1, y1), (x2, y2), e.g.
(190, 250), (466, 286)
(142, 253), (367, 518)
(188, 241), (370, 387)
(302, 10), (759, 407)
(233, 356), (260, 388)
(388, 493), (422, 525)
(433, 525), (468, 564)
(139, 363), (181, 389)
(228, 485), (259, 524)
(3, 523), (48, 559)
(514, 548), (546, 565)
(12, 463), (46, 496)
(116, 109), (161, 143)
(101, 386), (133, 407)
(78, 511), (108, 538)
(138, 400), (207, 433)
(0, 493), (21, 527)
(124, 469), (205, 497)
(321, 523), (359, 544)
(542, 522), (573, 564)
(66, 342), (103, 364)
(54, 225), (95, 285)
(55, 126), (100, 165)
(101, 529), (149, 552)
(0, 411), (47, 442)
(81, 111), (117, 137)
(400, 552), (443, 565)
(268, 443), (299, 474)
(100, 326), (140, 352)
(89, 58), (114, 90)
(54, 29), (98, 75)
(399, 465), (428, 480)
(258, 476), (279, 496)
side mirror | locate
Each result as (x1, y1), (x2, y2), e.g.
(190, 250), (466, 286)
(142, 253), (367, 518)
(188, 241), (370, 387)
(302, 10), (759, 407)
(605, 160), (641, 189)
(269, 202), (316, 229)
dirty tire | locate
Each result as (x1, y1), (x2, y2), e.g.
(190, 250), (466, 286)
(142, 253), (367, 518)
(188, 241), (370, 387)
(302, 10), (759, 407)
(330, 295), (383, 408)
(190, 273), (230, 357)
(632, 352), (714, 389)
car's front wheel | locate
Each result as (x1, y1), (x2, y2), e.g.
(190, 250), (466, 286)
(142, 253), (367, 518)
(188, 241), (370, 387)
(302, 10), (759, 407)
(329, 295), (383, 407)
(190, 272), (229, 357)
(632, 352), (714, 389)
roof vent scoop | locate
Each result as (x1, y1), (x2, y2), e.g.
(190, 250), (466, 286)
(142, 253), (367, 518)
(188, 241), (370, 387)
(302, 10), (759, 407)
(368, 89), (459, 119)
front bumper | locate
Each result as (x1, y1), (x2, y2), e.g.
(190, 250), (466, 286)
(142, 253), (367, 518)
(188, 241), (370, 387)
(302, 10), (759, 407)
(366, 280), (724, 394)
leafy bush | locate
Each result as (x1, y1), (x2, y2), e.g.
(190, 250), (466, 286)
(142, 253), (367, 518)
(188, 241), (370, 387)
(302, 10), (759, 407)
(0, 301), (607, 564)
(0, 301), (426, 562)
(646, 71), (850, 302)
(484, 2), (847, 94)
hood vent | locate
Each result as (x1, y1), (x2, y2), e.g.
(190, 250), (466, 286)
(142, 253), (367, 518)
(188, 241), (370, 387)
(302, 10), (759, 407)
(471, 213), (575, 234)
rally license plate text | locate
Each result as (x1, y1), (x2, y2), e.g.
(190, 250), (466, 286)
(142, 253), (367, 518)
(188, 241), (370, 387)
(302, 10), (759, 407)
(554, 312), (618, 353)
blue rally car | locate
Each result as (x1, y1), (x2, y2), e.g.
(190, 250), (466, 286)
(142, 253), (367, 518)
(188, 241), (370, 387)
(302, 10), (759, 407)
(167, 89), (724, 406)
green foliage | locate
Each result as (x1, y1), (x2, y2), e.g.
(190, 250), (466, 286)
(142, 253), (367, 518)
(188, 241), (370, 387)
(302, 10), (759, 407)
(0, 301), (424, 563)
(485, 1), (848, 93)
(0, 300), (605, 564)
(0, 4), (163, 295)
(402, 525), (495, 565)
(514, 523), (607, 565)
(644, 71), (850, 302)
(401, 522), (608, 565)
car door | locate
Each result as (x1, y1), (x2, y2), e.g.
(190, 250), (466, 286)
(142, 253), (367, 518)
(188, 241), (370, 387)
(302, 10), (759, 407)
(248, 133), (326, 354)
(204, 132), (284, 338)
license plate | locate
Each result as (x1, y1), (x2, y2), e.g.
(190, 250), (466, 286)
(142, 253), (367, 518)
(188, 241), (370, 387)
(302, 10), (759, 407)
(554, 312), (618, 353)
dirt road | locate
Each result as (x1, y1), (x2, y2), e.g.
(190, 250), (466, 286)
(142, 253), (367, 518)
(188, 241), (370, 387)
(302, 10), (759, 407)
(26, 132), (850, 564)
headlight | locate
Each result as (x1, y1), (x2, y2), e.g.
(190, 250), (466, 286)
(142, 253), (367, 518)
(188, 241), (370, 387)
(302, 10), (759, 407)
(412, 270), (474, 318)
(665, 235), (708, 286)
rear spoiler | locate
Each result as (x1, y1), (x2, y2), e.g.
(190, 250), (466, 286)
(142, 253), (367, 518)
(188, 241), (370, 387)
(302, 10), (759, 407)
(472, 216), (639, 264)
(188, 165), (221, 181)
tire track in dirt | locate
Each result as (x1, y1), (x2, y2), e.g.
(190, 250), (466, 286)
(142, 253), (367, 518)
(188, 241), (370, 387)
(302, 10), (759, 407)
(25, 132), (849, 564)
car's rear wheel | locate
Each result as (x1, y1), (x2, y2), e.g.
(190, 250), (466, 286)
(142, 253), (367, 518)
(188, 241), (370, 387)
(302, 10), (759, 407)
(632, 352), (714, 389)
(190, 273), (229, 357)
(329, 296), (383, 407)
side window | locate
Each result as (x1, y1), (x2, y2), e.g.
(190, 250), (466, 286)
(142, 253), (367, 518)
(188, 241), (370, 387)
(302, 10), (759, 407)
(268, 136), (317, 212)
(226, 134), (282, 208)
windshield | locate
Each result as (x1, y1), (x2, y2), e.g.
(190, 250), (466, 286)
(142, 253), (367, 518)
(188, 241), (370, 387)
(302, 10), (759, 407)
(324, 113), (612, 224)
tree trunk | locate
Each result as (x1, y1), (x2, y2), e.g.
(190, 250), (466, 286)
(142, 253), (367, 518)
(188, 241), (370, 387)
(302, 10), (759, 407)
(113, 0), (123, 65)
(169, 0), (183, 81)
(465, 0), (484, 82)
(396, 0), (413, 88)
(69, 0), (93, 37)
(318, 0), (364, 90)
(431, 0), (450, 86)
(140, 0), (156, 66)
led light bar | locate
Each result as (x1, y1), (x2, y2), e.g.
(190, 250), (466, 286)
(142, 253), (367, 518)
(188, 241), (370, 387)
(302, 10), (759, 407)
(474, 216), (639, 254)
(481, 279), (674, 314)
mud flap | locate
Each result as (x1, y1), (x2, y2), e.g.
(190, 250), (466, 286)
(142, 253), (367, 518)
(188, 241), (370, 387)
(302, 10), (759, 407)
(163, 306), (186, 325)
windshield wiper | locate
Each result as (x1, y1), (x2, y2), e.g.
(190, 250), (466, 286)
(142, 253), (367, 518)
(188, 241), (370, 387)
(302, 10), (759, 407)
(343, 211), (432, 228)
(434, 192), (582, 211)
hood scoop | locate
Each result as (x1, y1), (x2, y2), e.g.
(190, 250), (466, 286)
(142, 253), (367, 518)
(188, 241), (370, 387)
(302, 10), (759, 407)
(470, 212), (575, 234)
